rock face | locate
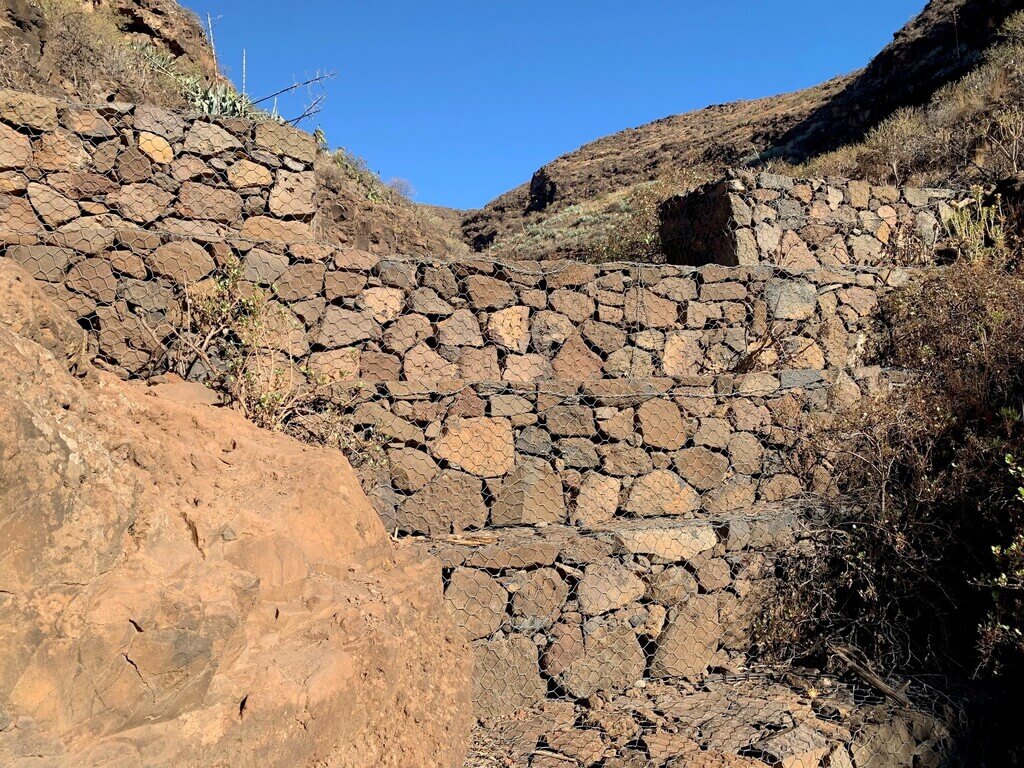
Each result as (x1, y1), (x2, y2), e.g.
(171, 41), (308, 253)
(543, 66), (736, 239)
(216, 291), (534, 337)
(0, 262), (473, 768)
(0, 0), (219, 104)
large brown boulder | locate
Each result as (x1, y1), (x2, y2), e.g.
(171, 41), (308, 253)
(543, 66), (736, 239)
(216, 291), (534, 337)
(0, 262), (473, 767)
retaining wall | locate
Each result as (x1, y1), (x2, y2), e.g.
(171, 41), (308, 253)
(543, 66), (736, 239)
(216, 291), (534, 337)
(660, 169), (958, 269)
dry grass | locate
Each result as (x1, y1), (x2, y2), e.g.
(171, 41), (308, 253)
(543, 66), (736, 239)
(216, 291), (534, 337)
(484, 172), (706, 263)
(760, 223), (1024, 680)
(35, 0), (186, 107)
(784, 12), (1024, 187)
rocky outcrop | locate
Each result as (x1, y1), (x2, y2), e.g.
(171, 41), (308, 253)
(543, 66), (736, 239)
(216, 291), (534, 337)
(0, 0), (219, 103)
(0, 261), (473, 767)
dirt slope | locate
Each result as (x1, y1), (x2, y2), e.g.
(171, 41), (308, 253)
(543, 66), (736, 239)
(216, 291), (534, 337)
(0, 261), (473, 767)
(465, 0), (1024, 259)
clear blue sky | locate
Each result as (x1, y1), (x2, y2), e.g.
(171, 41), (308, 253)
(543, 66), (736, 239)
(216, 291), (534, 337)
(182, 1), (925, 209)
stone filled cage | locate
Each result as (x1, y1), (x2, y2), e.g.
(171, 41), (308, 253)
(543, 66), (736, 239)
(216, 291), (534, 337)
(0, 89), (956, 767)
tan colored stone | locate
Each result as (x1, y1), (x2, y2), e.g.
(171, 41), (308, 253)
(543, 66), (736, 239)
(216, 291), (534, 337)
(532, 310), (575, 353)
(552, 334), (603, 380)
(546, 406), (595, 437)
(638, 398), (689, 450)
(66, 258), (117, 303)
(487, 305), (530, 353)
(404, 343), (458, 381)
(503, 353), (553, 383)
(183, 121), (241, 155)
(599, 443), (654, 477)
(384, 314), (432, 353)
(445, 568), (506, 640)
(432, 417), (514, 478)
(550, 289), (595, 323)
(0, 89), (57, 130)
(323, 270), (367, 299)
(133, 105), (184, 139)
(0, 265), (474, 767)
(574, 473), (620, 525)
(0, 122), (32, 170)
(491, 457), (566, 524)
(270, 170), (317, 216)
(473, 637), (546, 718)
(662, 331), (703, 376)
(228, 159), (273, 188)
(399, 470), (487, 534)
(273, 262), (324, 301)
(359, 286), (406, 323)
(176, 181), (242, 222)
(138, 131), (174, 164)
(147, 241), (215, 284)
(651, 596), (720, 678)
(625, 470), (699, 517)
(115, 145), (153, 183)
(648, 566), (699, 604)
(556, 618), (645, 697)
(6, 244), (73, 281)
(307, 347), (359, 382)
(460, 347), (502, 380)
(755, 725), (830, 768)
(547, 728), (605, 767)
(509, 567), (567, 625)
(0, 171), (27, 194)
(109, 183), (173, 224)
(317, 307), (380, 348)
(381, 449), (438, 496)
(466, 275), (515, 309)
(0, 194), (41, 234)
(33, 130), (89, 171)
(62, 107), (115, 138)
(612, 519), (717, 561)
(27, 182), (78, 227)
(240, 216), (313, 243)
(438, 309), (483, 347)
(624, 287), (678, 329)
(255, 120), (317, 163)
(577, 561), (645, 616)
(674, 446), (729, 492)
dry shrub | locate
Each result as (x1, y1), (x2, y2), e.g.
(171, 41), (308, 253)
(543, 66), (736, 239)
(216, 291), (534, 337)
(160, 260), (384, 469)
(761, 247), (1024, 683)
(0, 34), (36, 91)
(859, 107), (931, 186)
(590, 182), (667, 262)
(796, 12), (1024, 187)
(36, 0), (185, 107)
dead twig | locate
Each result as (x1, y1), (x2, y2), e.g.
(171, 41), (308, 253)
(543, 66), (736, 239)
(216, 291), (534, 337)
(829, 642), (913, 708)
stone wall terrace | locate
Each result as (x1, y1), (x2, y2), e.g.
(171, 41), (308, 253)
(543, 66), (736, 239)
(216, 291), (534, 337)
(420, 504), (812, 719)
(339, 369), (879, 536)
(660, 169), (958, 269)
(2, 227), (906, 381)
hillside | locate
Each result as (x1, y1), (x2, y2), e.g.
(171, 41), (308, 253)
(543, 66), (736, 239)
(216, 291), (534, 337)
(464, 0), (1024, 260)
(0, 0), (467, 259)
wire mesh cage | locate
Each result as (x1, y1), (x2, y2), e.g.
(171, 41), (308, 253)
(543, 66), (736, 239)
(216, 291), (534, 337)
(0, 89), (956, 767)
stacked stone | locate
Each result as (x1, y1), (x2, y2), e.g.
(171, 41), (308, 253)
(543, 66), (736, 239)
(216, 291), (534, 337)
(422, 508), (807, 718)
(661, 168), (958, 269)
(1, 87), (950, 766)
(344, 371), (869, 536)
(471, 677), (947, 767)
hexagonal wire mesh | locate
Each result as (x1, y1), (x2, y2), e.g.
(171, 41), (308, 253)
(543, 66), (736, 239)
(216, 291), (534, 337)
(0, 91), (949, 766)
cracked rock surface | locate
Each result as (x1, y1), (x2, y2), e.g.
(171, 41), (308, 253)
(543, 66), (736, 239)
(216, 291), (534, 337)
(0, 261), (473, 768)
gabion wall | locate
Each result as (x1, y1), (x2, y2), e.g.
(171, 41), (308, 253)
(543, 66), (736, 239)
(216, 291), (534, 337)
(660, 168), (957, 269)
(0, 87), (953, 768)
